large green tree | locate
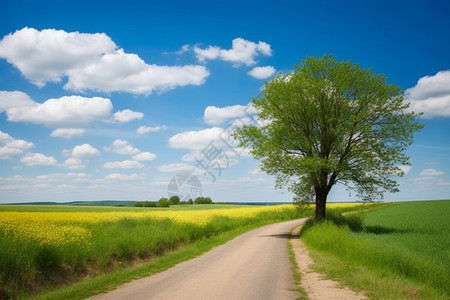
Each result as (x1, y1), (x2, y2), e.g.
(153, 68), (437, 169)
(234, 55), (423, 220)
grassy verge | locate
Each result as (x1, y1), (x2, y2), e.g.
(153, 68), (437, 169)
(287, 225), (307, 300)
(300, 200), (450, 300)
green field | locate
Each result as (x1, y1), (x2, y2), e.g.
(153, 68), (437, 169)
(301, 200), (450, 299)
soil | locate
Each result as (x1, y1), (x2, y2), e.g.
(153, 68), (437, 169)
(291, 226), (368, 300)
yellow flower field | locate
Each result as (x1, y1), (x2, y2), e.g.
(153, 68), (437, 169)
(0, 203), (368, 299)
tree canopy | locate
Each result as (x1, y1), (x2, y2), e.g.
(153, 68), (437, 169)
(234, 55), (423, 219)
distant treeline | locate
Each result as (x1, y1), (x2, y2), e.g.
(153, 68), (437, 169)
(134, 196), (213, 207)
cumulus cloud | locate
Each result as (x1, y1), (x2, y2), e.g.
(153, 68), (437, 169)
(136, 125), (168, 134)
(0, 91), (112, 128)
(405, 70), (450, 118)
(0, 28), (209, 95)
(247, 66), (276, 79)
(50, 128), (86, 139)
(0, 27), (116, 86)
(132, 152), (157, 161)
(113, 109), (144, 123)
(194, 38), (272, 66)
(168, 127), (228, 150)
(204, 103), (255, 125)
(103, 160), (144, 169)
(65, 49), (209, 94)
(60, 143), (100, 169)
(0, 91), (35, 112)
(0, 130), (34, 159)
(20, 153), (57, 167)
(71, 144), (100, 158)
(104, 139), (140, 155)
(158, 163), (195, 173)
(63, 157), (85, 170)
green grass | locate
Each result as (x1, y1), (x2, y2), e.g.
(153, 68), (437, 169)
(300, 200), (450, 299)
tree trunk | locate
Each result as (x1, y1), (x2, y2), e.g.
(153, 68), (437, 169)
(315, 187), (328, 220)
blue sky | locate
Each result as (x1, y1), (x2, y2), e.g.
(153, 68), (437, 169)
(0, 0), (449, 203)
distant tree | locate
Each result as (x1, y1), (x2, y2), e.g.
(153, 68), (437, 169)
(234, 54), (423, 220)
(134, 201), (143, 207)
(187, 199), (194, 204)
(144, 201), (157, 207)
(195, 196), (213, 204)
(157, 197), (171, 207)
(169, 195), (180, 205)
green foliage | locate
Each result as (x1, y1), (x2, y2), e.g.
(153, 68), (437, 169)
(234, 54), (423, 218)
(194, 196), (213, 204)
(301, 200), (450, 299)
(157, 198), (170, 207)
(144, 201), (157, 207)
(169, 195), (180, 205)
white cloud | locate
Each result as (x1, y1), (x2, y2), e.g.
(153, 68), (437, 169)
(63, 158), (85, 170)
(104, 160), (144, 169)
(158, 163), (195, 173)
(0, 130), (34, 159)
(194, 46), (221, 62)
(1, 93), (112, 128)
(0, 28), (210, 94)
(405, 70), (450, 118)
(194, 38), (272, 66)
(419, 168), (445, 176)
(398, 165), (412, 175)
(105, 173), (142, 181)
(113, 109), (144, 123)
(20, 153), (57, 167)
(0, 27), (116, 86)
(50, 128), (86, 139)
(0, 90), (35, 112)
(247, 66), (276, 79)
(105, 139), (140, 155)
(169, 127), (227, 150)
(132, 152), (157, 161)
(71, 144), (100, 158)
(204, 103), (254, 125)
(137, 125), (168, 134)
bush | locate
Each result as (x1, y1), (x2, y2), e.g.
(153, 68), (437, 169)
(157, 198), (170, 207)
(194, 196), (213, 204)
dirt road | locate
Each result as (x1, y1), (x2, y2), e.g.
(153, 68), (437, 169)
(89, 218), (307, 300)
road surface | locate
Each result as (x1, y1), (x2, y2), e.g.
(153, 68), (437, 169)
(89, 218), (307, 300)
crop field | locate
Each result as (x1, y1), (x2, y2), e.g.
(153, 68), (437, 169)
(301, 200), (450, 300)
(1, 203), (304, 299)
(0, 202), (366, 299)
